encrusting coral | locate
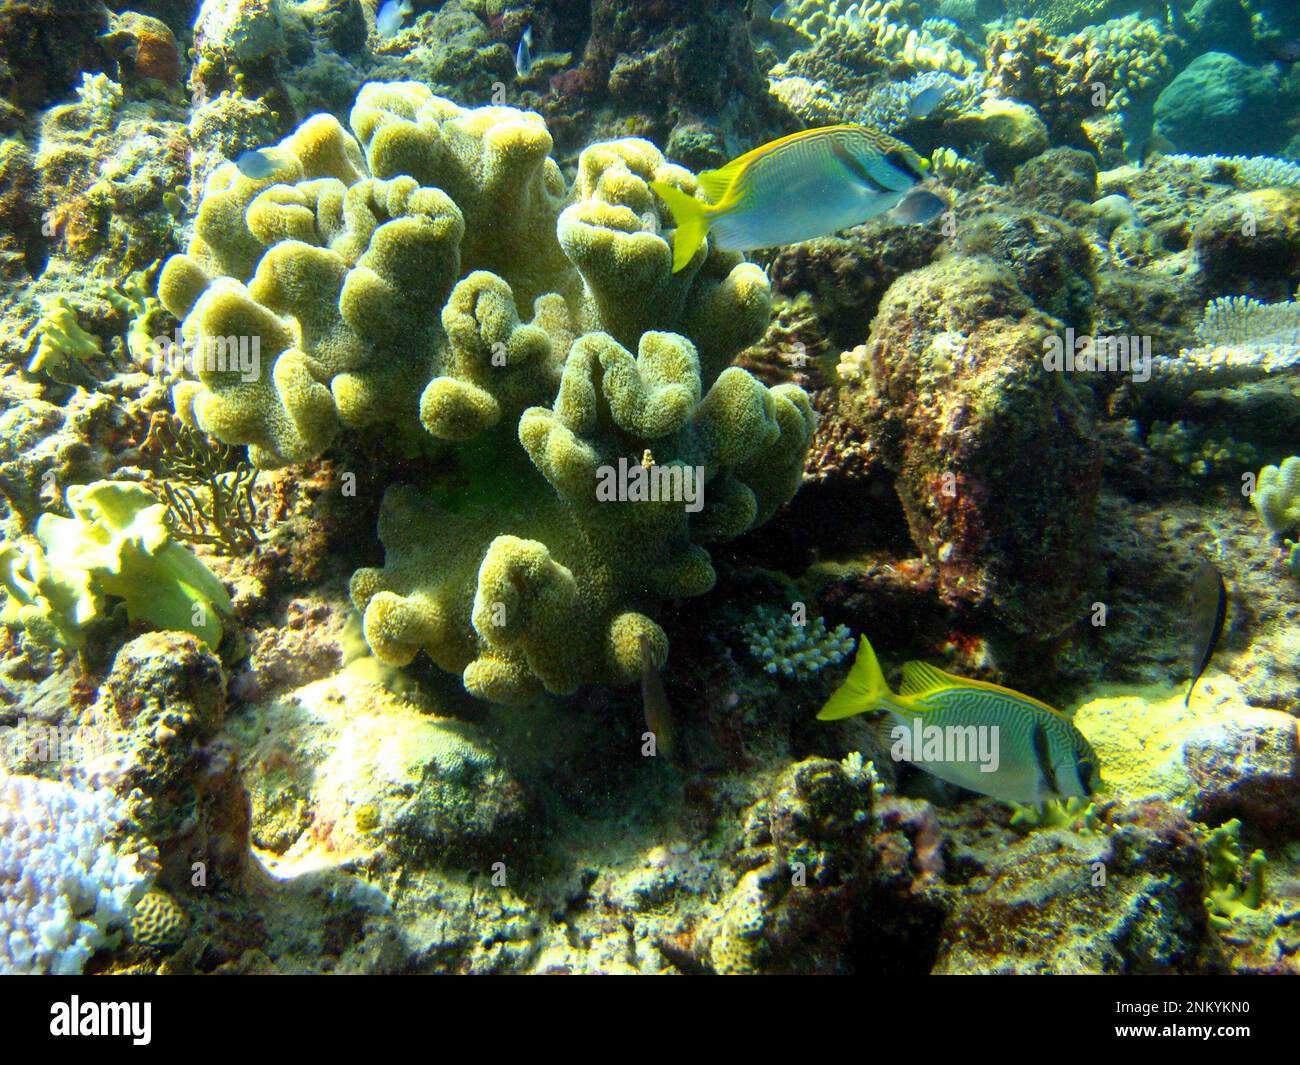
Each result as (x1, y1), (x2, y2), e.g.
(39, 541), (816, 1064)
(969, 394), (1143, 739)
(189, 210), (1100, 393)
(157, 82), (816, 704)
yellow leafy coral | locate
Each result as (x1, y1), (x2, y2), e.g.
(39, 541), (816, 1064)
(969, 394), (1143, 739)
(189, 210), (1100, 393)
(0, 481), (234, 652)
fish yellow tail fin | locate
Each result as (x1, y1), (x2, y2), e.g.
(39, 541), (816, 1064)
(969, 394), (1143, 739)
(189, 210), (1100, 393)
(650, 182), (709, 273)
(818, 636), (892, 720)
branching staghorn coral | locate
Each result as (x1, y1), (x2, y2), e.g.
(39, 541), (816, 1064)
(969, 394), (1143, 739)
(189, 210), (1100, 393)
(983, 18), (1151, 143)
(158, 83), (816, 704)
(0, 769), (154, 974)
(773, 0), (976, 76)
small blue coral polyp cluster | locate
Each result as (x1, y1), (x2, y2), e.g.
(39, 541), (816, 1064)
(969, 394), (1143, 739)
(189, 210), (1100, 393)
(741, 605), (854, 680)
(157, 83), (816, 703)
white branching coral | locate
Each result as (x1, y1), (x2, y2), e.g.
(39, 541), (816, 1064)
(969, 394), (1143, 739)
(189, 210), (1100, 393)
(1148, 296), (1300, 386)
(1163, 154), (1300, 191)
(0, 769), (153, 974)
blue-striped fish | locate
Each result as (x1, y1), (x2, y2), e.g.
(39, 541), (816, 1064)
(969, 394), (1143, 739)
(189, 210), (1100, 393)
(651, 124), (946, 273)
(818, 636), (1101, 804)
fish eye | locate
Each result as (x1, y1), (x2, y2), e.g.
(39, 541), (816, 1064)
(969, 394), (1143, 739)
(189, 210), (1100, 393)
(885, 149), (927, 183)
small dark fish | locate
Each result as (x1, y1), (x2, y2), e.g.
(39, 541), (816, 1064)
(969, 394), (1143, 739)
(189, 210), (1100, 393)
(235, 148), (284, 180)
(639, 633), (675, 764)
(515, 25), (534, 78)
(770, 1), (791, 19)
(1186, 561), (1227, 708)
(907, 85), (948, 120)
(1139, 133), (1175, 168)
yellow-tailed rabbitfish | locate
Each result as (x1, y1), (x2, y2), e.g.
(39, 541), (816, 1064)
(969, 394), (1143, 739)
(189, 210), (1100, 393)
(818, 636), (1101, 804)
(651, 124), (946, 273)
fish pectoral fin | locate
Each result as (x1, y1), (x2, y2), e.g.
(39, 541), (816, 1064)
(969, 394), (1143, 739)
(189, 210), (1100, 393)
(1030, 722), (1061, 799)
(890, 187), (946, 225)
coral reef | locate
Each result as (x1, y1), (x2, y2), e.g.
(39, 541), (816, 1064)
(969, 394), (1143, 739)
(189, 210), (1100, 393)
(128, 887), (190, 951)
(26, 296), (107, 383)
(836, 255), (1100, 640)
(738, 603), (854, 679)
(1147, 294), (1300, 387)
(160, 81), (813, 703)
(1203, 819), (1267, 929)
(1155, 52), (1283, 157)
(0, 0), (1295, 984)
(929, 801), (1220, 974)
(1074, 681), (1300, 832)
(1193, 187), (1300, 297)
(236, 668), (525, 867)
(700, 756), (877, 974)
(0, 768), (154, 974)
(95, 631), (251, 887)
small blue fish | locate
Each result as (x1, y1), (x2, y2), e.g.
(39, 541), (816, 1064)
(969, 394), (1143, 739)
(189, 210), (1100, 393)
(907, 84), (949, 120)
(375, 0), (412, 38)
(235, 148), (284, 180)
(515, 25), (533, 78)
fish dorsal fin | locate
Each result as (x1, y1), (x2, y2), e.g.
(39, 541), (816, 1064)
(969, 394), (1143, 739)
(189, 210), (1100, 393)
(696, 125), (883, 204)
(898, 660), (957, 696)
(695, 164), (741, 203)
(900, 661), (1070, 719)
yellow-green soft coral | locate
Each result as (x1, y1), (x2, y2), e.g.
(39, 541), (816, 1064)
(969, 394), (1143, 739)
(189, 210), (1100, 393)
(27, 297), (105, 382)
(0, 481), (234, 652)
(160, 82), (815, 703)
(1203, 819), (1267, 930)
(1254, 457), (1300, 539)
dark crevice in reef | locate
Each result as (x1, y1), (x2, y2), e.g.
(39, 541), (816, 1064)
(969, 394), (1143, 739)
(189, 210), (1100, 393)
(722, 472), (918, 573)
